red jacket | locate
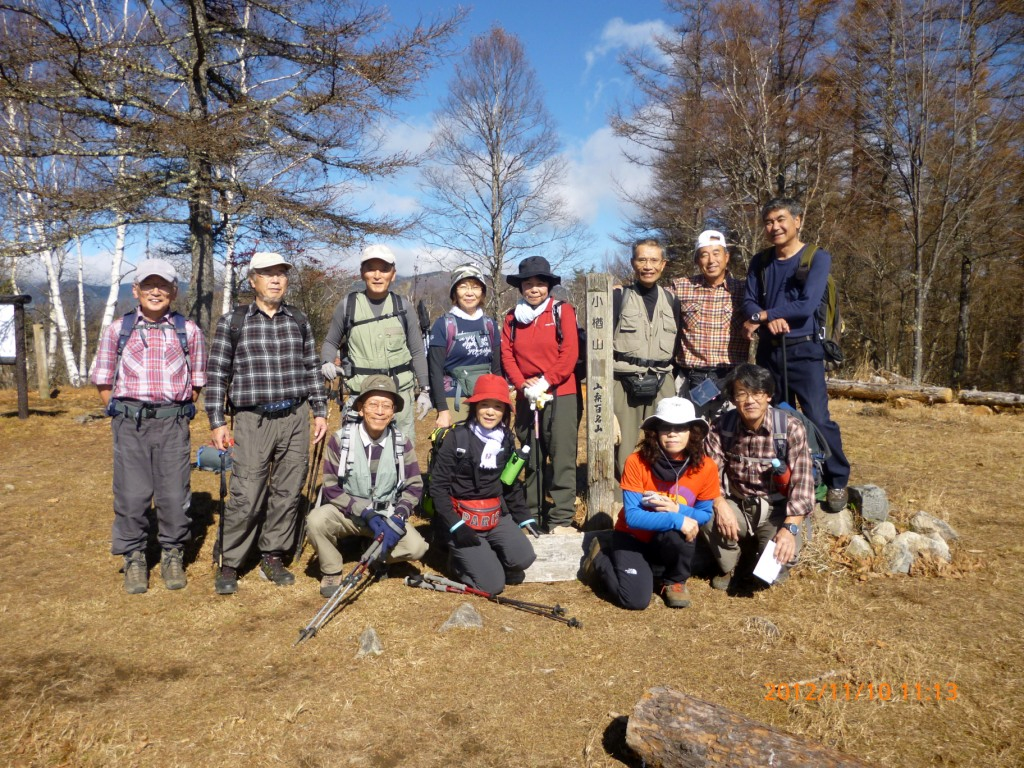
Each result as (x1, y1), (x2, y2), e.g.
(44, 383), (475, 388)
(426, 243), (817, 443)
(501, 300), (578, 397)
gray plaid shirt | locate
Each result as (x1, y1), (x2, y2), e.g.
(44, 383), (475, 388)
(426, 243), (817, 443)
(205, 303), (326, 428)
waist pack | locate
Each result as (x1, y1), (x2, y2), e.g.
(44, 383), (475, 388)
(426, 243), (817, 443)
(451, 496), (502, 531)
(620, 372), (663, 402)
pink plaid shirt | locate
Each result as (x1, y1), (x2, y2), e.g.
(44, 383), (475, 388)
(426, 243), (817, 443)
(673, 273), (748, 368)
(92, 309), (207, 402)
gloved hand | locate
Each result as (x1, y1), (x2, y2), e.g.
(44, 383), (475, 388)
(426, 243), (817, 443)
(450, 523), (481, 548)
(524, 376), (550, 404)
(519, 518), (541, 538)
(416, 390), (432, 420)
(365, 512), (406, 553)
(321, 361), (339, 381)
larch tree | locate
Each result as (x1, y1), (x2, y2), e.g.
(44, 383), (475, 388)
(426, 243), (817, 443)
(418, 26), (589, 312)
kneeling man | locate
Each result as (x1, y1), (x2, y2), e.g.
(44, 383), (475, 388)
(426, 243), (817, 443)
(306, 375), (427, 596)
(701, 364), (813, 589)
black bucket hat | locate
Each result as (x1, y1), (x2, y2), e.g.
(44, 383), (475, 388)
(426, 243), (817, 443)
(505, 256), (562, 288)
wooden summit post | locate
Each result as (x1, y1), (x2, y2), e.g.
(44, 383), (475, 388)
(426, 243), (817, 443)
(584, 273), (615, 528)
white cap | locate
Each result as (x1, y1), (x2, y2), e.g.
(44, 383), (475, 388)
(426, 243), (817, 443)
(360, 244), (397, 268)
(134, 259), (178, 284)
(249, 252), (292, 272)
(695, 230), (728, 253)
(640, 397), (706, 430)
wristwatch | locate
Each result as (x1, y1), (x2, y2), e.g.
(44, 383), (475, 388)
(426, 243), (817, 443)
(781, 523), (800, 536)
(749, 312), (761, 323)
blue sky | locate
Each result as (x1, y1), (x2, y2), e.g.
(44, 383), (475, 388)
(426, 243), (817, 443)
(345, 0), (675, 275)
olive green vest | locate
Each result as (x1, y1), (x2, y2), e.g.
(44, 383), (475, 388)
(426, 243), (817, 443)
(339, 423), (402, 505)
(347, 293), (415, 395)
(613, 285), (676, 375)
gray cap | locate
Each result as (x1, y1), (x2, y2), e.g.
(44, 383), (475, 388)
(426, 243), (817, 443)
(354, 374), (404, 413)
(134, 259), (178, 284)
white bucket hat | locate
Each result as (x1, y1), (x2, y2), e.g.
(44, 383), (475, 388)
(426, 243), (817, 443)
(641, 397), (706, 430)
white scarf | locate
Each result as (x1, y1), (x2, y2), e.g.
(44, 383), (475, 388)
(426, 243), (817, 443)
(470, 422), (504, 469)
(449, 306), (483, 321)
(513, 297), (550, 325)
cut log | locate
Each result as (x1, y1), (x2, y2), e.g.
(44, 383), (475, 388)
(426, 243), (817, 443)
(626, 686), (872, 768)
(826, 378), (954, 404)
(957, 389), (1024, 407)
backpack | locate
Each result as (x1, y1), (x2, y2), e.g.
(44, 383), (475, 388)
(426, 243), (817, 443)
(227, 304), (309, 354)
(754, 246), (844, 370)
(340, 290), (411, 344)
(333, 419), (406, 492)
(506, 299), (587, 382)
(113, 310), (191, 389)
(717, 404), (829, 496)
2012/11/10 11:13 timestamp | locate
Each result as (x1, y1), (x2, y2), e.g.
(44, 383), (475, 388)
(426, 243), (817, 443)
(764, 681), (959, 702)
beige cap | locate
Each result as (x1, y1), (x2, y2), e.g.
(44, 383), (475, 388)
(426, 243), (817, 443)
(249, 252), (293, 272)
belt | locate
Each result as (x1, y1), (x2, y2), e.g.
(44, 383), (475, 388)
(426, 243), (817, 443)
(770, 334), (814, 347)
(613, 351), (674, 369)
(111, 399), (195, 421)
(235, 398), (306, 418)
(352, 362), (414, 376)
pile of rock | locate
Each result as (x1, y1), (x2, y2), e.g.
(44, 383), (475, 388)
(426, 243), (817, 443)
(813, 484), (960, 574)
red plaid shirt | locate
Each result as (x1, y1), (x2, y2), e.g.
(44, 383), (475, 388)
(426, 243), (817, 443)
(706, 405), (814, 518)
(673, 273), (748, 368)
(92, 309), (207, 402)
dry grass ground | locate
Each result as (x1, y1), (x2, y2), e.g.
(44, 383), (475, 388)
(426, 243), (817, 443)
(0, 389), (1021, 767)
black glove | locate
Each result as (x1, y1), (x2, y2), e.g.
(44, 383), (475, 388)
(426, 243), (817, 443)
(450, 524), (481, 548)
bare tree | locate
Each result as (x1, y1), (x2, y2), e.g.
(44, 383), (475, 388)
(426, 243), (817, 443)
(419, 26), (589, 312)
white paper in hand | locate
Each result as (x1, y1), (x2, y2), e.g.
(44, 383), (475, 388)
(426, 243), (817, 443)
(753, 541), (783, 584)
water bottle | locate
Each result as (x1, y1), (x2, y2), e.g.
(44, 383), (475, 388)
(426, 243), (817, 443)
(770, 458), (791, 497)
(500, 445), (531, 485)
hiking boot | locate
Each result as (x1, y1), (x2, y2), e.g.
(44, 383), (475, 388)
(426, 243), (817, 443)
(825, 487), (849, 513)
(320, 572), (343, 598)
(579, 537), (602, 585)
(259, 554), (295, 586)
(215, 565), (238, 595)
(160, 547), (187, 590)
(711, 570), (734, 591)
(123, 551), (148, 595)
(661, 582), (691, 608)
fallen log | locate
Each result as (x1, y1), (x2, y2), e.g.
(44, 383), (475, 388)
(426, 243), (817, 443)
(826, 378), (954, 404)
(626, 686), (872, 768)
(957, 389), (1024, 407)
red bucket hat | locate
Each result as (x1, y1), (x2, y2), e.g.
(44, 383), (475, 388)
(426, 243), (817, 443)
(463, 374), (512, 407)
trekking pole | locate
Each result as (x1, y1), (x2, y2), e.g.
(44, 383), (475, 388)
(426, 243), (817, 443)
(294, 533), (386, 647)
(293, 379), (337, 562)
(404, 573), (582, 628)
(215, 450), (227, 568)
(212, 441), (234, 567)
(781, 334), (790, 404)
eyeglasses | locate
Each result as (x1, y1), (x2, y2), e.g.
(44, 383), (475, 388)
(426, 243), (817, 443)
(633, 258), (664, 267)
(362, 399), (395, 413)
(733, 390), (770, 402)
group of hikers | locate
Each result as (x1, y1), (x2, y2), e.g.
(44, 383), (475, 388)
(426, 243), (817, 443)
(91, 196), (851, 611)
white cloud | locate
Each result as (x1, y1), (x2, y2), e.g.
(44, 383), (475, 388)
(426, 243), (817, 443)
(558, 125), (653, 225)
(584, 17), (673, 72)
